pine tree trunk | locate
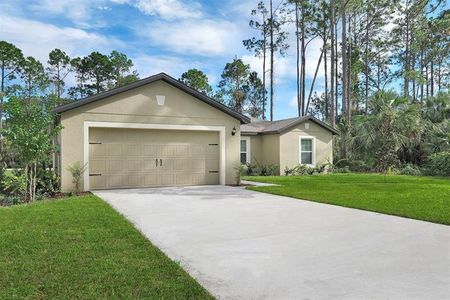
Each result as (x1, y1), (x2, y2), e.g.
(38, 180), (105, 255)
(269, 0), (274, 121)
(340, 0), (347, 159)
(330, 0), (336, 127)
(306, 50), (324, 113)
(430, 60), (434, 96)
(296, 1), (301, 117)
(365, 7), (370, 114)
(301, 8), (306, 116)
(0, 63), (4, 152)
(404, 2), (410, 99)
(262, 18), (267, 120)
(347, 14), (352, 121)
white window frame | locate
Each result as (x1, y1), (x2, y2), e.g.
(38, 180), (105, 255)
(83, 121), (226, 191)
(299, 136), (315, 166)
(240, 136), (251, 164)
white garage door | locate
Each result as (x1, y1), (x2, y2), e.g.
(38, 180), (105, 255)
(88, 128), (220, 189)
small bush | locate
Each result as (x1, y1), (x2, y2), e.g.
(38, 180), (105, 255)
(285, 163), (329, 176)
(399, 164), (421, 176)
(423, 152), (450, 176)
(1, 195), (22, 206)
(67, 162), (87, 192)
(246, 163), (279, 176)
(1, 169), (26, 196)
(234, 164), (247, 185)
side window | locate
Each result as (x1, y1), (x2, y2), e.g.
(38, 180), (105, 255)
(300, 138), (313, 165)
(240, 140), (247, 164)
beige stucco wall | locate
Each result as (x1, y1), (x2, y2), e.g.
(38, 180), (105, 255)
(261, 134), (280, 168)
(59, 80), (241, 192)
(279, 121), (333, 171)
(248, 135), (262, 165)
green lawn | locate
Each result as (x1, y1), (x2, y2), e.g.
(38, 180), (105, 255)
(244, 174), (450, 225)
(0, 195), (212, 299)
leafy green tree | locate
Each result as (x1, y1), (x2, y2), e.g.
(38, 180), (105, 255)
(179, 69), (212, 95)
(246, 71), (265, 118)
(19, 56), (49, 100)
(47, 49), (71, 104)
(0, 41), (24, 144)
(68, 57), (89, 99)
(109, 50), (139, 88)
(84, 51), (113, 94)
(243, 1), (270, 119)
(3, 96), (61, 201)
(218, 58), (250, 113)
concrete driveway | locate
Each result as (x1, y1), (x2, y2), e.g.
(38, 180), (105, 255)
(94, 186), (450, 300)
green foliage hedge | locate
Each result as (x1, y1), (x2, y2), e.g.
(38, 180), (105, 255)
(423, 152), (450, 176)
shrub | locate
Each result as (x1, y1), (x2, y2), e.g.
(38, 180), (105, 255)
(234, 164), (247, 185)
(1, 195), (22, 206)
(1, 169), (26, 196)
(399, 164), (421, 176)
(423, 152), (450, 176)
(36, 168), (60, 196)
(247, 163), (279, 176)
(67, 162), (87, 192)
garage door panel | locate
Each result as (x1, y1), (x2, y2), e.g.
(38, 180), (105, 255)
(158, 145), (174, 157)
(125, 175), (142, 187)
(126, 159), (144, 172)
(144, 174), (157, 185)
(173, 145), (189, 156)
(160, 174), (175, 186)
(143, 144), (158, 156)
(175, 174), (190, 185)
(89, 128), (220, 189)
(191, 159), (205, 172)
(109, 160), (123, 172)
(90, 175), (106, 189)
(90, 160), (106, 173)
(126, 144), (141, 156)
(174, 159), (190, 171)
(206, 174), (220, 185)
(108, 175), (124, 188)
(107, 144), (123, 156)
(207, 144), (219, 155)
(206, 159), (219, 171)
(89, 144), (106, 156)
(143, 159), (158, 171)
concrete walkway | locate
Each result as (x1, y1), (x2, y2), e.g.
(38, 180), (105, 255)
(94, 186), (450, 300)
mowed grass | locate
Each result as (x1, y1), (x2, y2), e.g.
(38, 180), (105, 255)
(244, 174), (450, 225)
(0, 195), (212, 299)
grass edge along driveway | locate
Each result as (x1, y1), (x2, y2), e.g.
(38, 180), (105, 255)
(244, 173), (450, 225)
(0, 195), (213, 299)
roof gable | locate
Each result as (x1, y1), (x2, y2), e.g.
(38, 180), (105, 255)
(53, 73), (250, 124)
(241, 116), (338, 135)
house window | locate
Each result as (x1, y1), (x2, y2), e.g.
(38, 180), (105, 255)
(300, 138), (314, 165)
(240, 138), (251, 164)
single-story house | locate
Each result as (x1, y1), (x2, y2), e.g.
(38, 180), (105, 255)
(54, 73), (337, 192)
(240, 116), (338, 173)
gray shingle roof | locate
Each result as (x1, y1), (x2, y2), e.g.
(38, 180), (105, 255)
(241, 116), (338, 135)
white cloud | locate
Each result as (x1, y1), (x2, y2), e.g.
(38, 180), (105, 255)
(140, 19), (242, 57)
(30, 0), (93, 25)
(115, 0), (202, 20)
(0, 14), (121, 64)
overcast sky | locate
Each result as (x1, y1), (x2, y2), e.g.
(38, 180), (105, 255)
(0, 0), (327, 119)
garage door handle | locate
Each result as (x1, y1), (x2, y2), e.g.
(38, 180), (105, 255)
(155, 159), (158, 167)
(160, 159), (163, 166)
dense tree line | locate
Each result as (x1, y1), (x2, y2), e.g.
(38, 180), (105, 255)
(243, 0), (449, 170)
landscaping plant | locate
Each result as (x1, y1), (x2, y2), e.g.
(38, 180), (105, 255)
(67, 161), (87, 193)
